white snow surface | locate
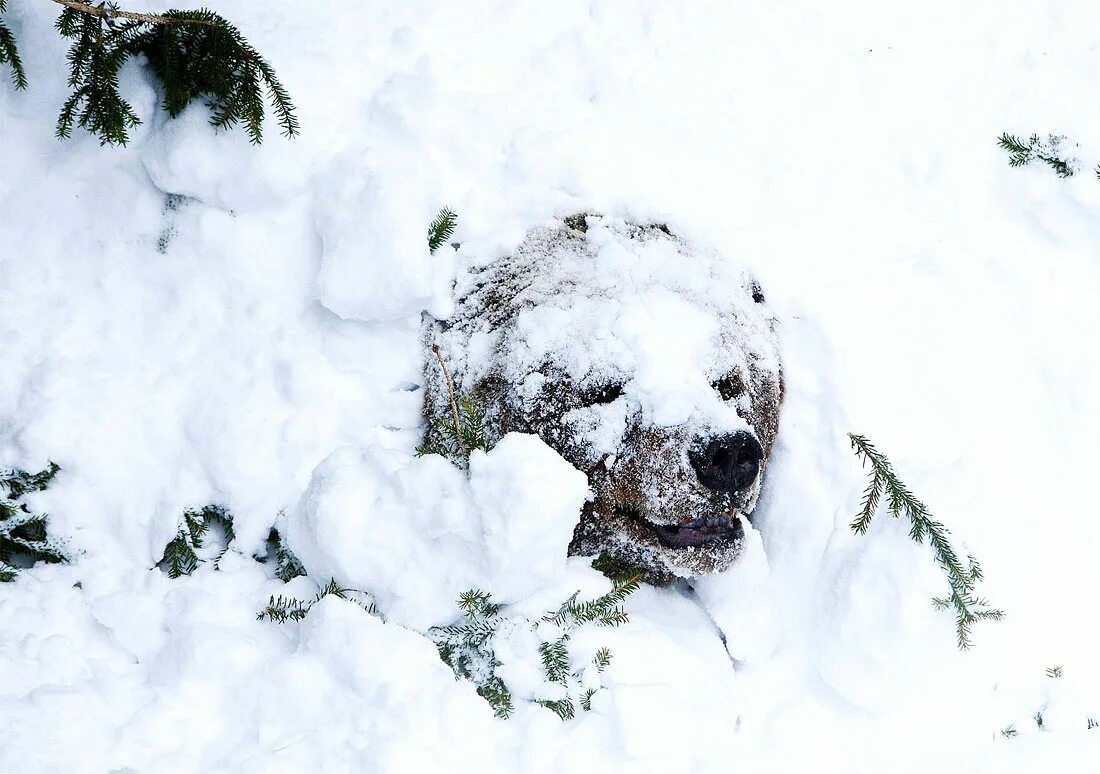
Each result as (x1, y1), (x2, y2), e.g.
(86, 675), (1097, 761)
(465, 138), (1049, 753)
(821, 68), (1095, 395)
(3, 1), (1100, 771)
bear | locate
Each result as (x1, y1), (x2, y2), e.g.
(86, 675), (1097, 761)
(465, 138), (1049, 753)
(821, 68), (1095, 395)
(421, 214), (782, 584)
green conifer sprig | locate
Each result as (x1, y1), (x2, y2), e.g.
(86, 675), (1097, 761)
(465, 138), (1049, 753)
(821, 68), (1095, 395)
(256, 578), (376, 623)
(427, 207), (457, 254)
(52, 1), (298, 145)
(998, 133), (1077, 178)
(0, 0), (27, 89)
(159, 504), (234, 578)
(263, 527), (306, 581)
(849, 433), (1004, 649)
(418, 344), (488, 466)
(0, 0), (297, 145)
(1, 462), (67, 581)
(417, 397), (487, 463)
(430, 578), (638, 721)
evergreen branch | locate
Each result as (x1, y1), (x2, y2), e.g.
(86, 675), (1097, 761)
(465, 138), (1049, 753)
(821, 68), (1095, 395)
(0, 0), (27, 89)
(593, 647), (612, 672)
(432, 344), (467, 456)
(431, 580), (634, 721)
(49, 0), (297, 145)
(848, 433), (1003, 649)
(257, 578), (375, 622)
(427, 207), (457, 253)
(536, 699), (576, 721)
(477, 677), (514, 719)
(539, 639), (571, 683)
(1, 461), (60, 499)
(1, 462), (67, 581)
(997, 132), (1077, 178)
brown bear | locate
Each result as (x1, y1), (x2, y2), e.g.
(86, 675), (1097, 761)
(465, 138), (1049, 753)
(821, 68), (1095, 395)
(422, 214), (782, 583)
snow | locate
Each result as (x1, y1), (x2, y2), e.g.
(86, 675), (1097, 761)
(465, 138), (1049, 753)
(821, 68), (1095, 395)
(3, 0), (1100, 771)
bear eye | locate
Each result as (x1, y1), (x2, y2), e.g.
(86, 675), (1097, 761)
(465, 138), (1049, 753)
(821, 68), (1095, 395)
(581, 383), (624, 407)
(712, 373), (744, 401)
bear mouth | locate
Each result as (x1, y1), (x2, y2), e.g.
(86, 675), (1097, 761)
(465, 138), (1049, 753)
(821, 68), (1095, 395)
(615, 504), (743, 550)
(651, 512), (743, 549)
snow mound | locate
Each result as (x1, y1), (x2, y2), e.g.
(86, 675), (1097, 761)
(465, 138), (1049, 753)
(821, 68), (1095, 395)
(285, 433), (588, 628)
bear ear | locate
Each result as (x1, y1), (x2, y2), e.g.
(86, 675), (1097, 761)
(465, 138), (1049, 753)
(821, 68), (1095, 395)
(578, 382), (625, 407)
(711, 372), (746, 402)
(562, 212), (601, 233)
(750, 281), (766, 304)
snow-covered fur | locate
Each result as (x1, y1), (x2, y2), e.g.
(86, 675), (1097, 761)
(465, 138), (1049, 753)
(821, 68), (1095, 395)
(423, 215), (782, 582)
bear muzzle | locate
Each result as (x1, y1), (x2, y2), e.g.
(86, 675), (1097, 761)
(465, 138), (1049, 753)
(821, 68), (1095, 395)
(688, 430), (764, 507)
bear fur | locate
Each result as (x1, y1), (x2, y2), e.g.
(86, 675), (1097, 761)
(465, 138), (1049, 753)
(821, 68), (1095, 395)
(422, 214), (782, 583)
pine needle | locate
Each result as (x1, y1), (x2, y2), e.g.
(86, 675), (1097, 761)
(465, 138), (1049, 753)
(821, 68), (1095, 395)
(427, 207), (457, 253)
(848, 433), (1003, 649)
(51, 0), (297, 145)
(0, 0), (28, 89)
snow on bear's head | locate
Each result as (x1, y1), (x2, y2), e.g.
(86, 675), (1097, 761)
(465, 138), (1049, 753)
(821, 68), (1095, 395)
(423, 214), (783, 583)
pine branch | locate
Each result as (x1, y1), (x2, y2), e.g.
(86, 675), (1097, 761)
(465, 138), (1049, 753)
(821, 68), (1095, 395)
(427, 207), (457, 254)
(593, 647), (612, 672)
(997, 132), (1077, 178)
(51, 0), (297, 145)
(162, 531), (198, 578)
(1, 461), (60, 499)
(257, 578), (375, 622)
(539, 638), (571, 683)
(848, 433), (1003, 649)
(419, 345), (488, 466)
(1, 462), (67, 580)
(0, 0), (27, 89)
(158, 504), (235, 578)
(536, 698), (576, 721)
(431, 580), (634, 721)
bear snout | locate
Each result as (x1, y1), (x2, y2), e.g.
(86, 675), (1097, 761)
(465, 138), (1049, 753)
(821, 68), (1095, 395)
(689, 430), (764, 503)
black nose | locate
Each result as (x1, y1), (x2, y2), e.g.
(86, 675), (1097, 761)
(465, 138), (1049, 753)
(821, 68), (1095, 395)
(689, 431), (764, 498)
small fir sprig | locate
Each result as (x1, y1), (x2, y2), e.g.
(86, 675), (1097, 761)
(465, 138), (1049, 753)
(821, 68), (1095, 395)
(0, 0), (297, 145)
(1, 462), (67, 581)
(417, 344), (487, 465)
(849, 433), (1003, 649)
(158, 504), (234, 578)
(257, 578), (376, 623)
(261, 526), (306, 582)
(430, 574), (640, 721)
(0, 0), (27, 89)
(1046, 665), (1063, 679)
(53, 1), (298, 145)
(998, 133), (1078, 178)
(427, 207), (457, 253)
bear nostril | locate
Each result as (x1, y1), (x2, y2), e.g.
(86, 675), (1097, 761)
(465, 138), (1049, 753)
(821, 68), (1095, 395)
(710, 448), (731, 469)
(690, 431), (764, 496)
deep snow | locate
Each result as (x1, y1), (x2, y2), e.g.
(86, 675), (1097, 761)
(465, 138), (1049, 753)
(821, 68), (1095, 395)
(3, 0), (1100, 771)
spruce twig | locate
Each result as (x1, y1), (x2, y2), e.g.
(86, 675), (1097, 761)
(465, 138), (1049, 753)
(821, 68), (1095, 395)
(43, 0), (298, 145)
(430, 578), (638, 722)
(998, 133), (1077, 178)
(431, 344), (467, 456)
(257, 578), (376, 622)
(1, 462), (67, 581)
(427, 207), (457, 254)
(0, 0), (27, 89)
(848, 433), (1003, 649)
